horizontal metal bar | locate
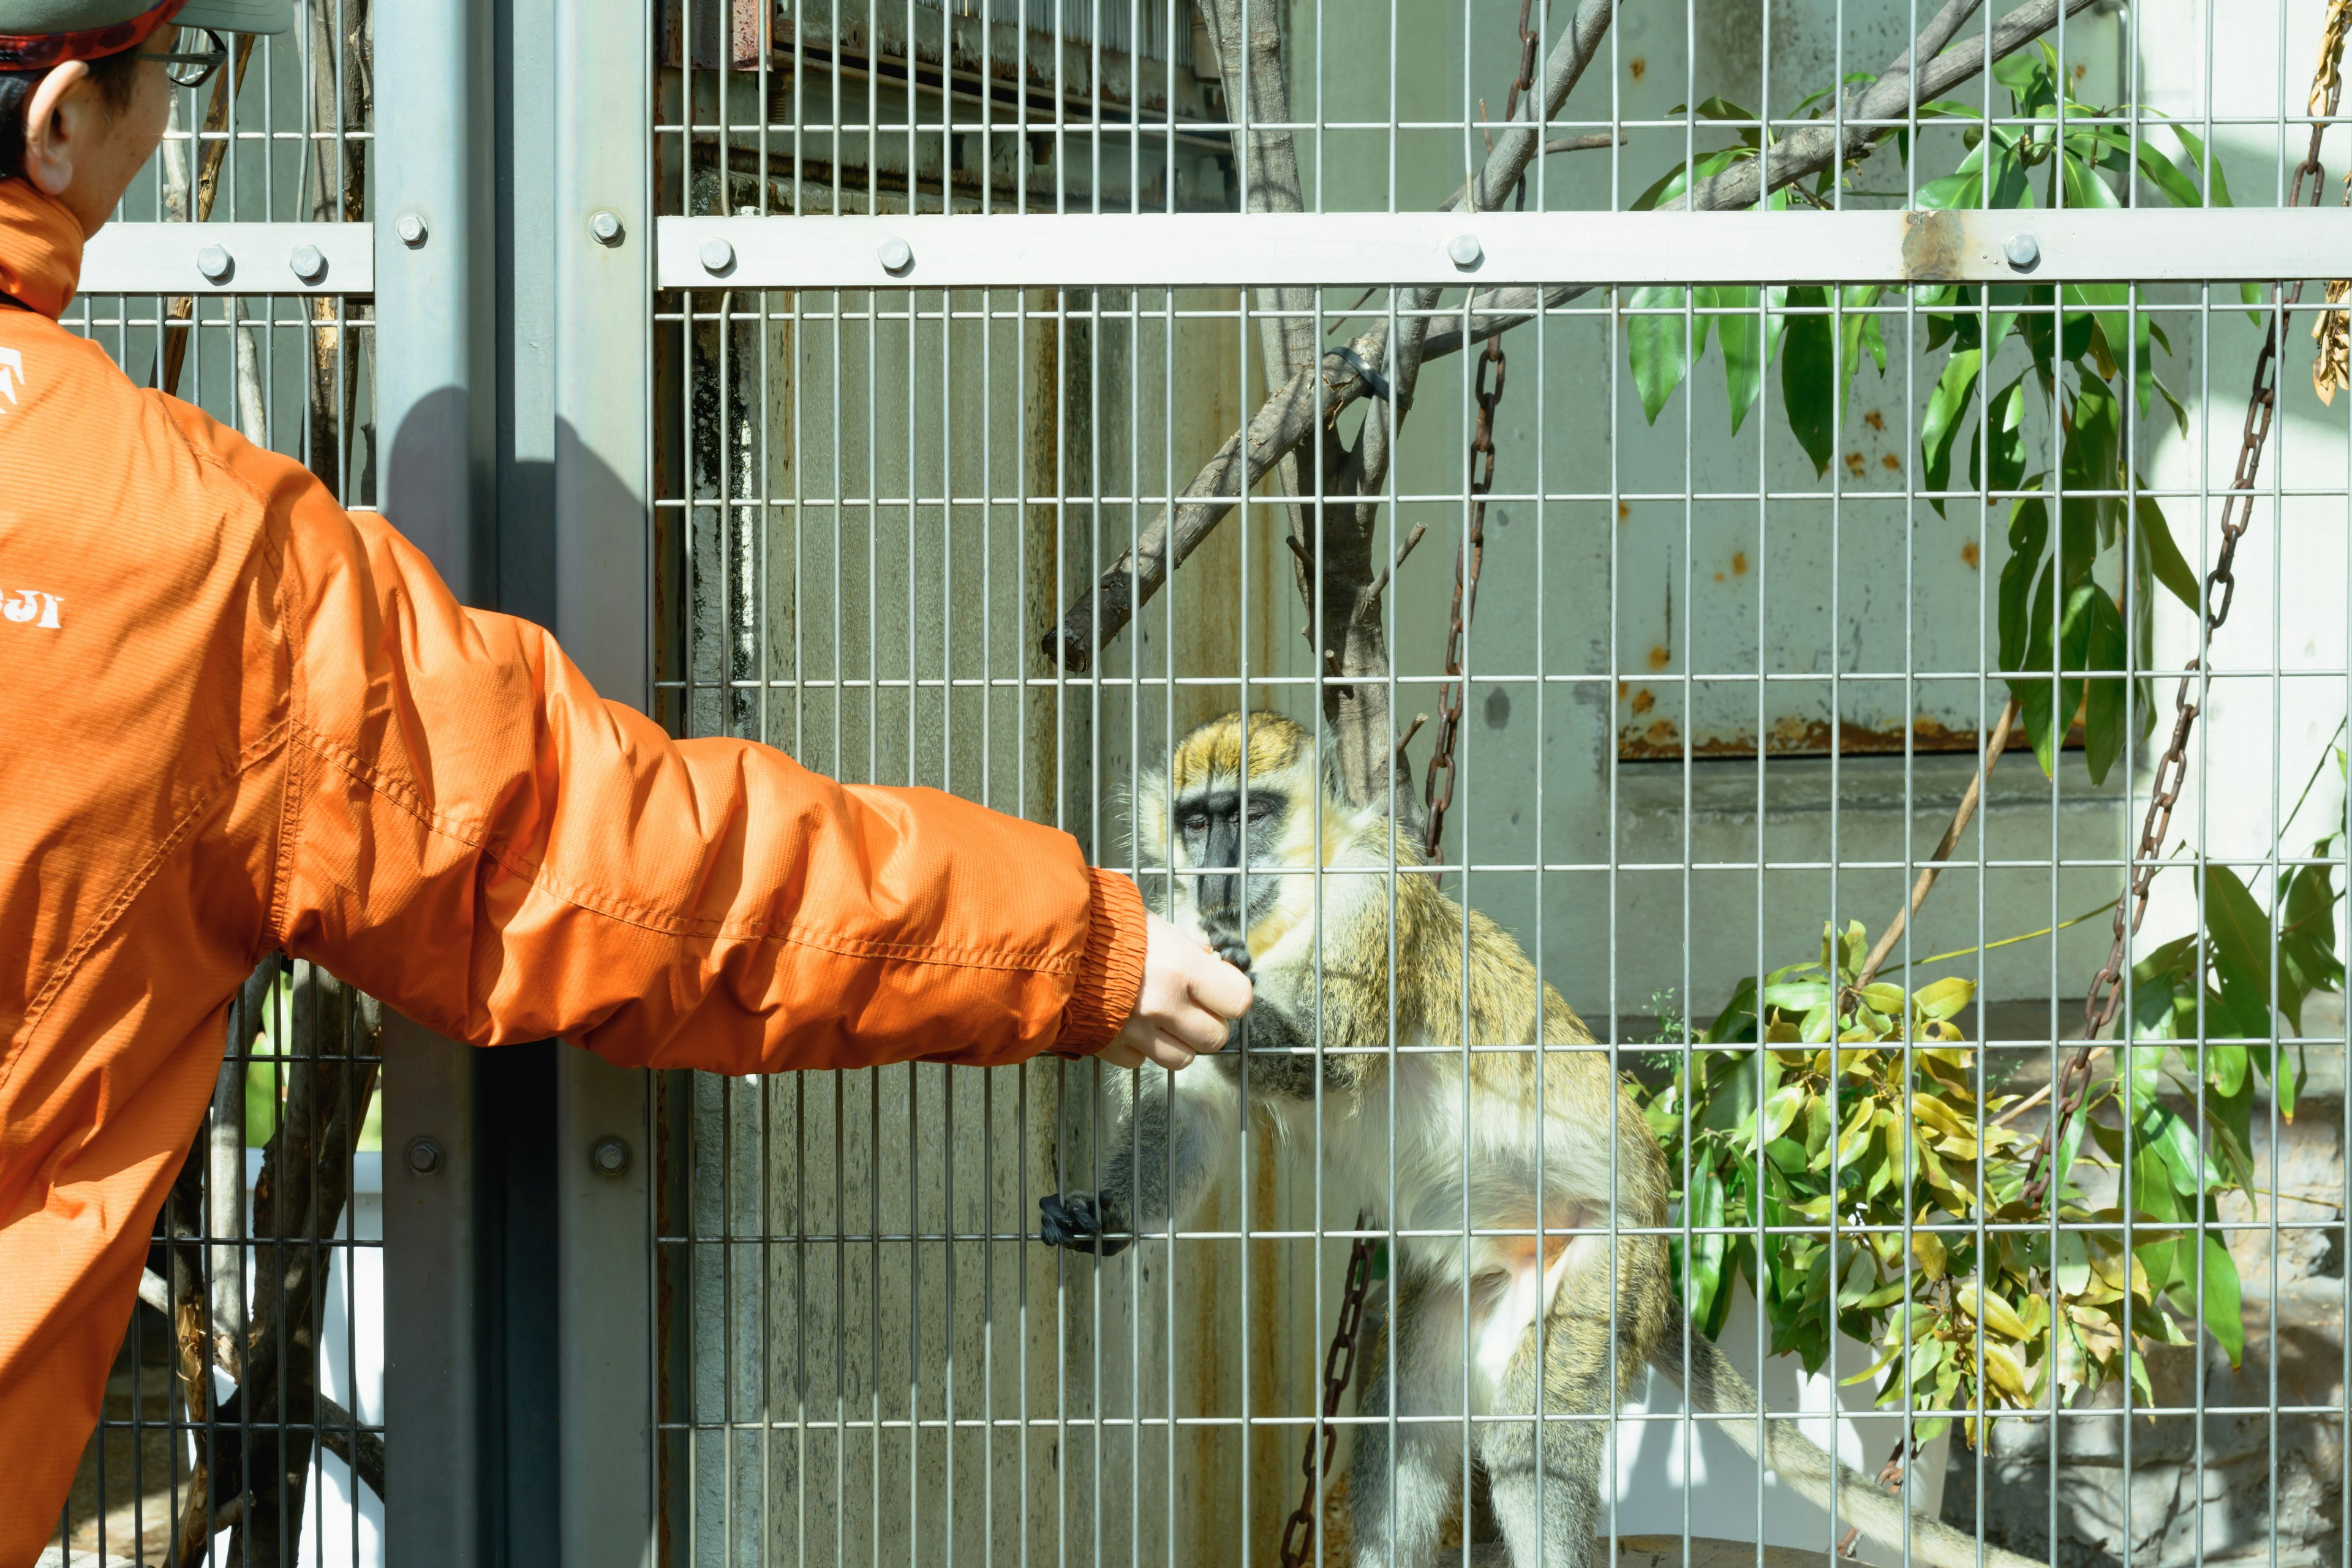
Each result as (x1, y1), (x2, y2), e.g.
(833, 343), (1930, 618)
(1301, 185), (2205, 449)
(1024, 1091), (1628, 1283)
(79, 222), (375, 295)
(660, 208), (2352, 288)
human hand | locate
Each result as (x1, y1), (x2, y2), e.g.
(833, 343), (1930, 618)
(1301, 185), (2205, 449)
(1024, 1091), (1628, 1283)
(1093, 910), (1253, 1071)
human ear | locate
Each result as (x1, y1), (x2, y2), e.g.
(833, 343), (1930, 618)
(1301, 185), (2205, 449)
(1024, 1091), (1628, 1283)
(20, 61), (95, 199)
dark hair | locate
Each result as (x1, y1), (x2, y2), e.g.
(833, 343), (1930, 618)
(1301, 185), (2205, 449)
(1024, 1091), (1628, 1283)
(0, 46), (143, 183)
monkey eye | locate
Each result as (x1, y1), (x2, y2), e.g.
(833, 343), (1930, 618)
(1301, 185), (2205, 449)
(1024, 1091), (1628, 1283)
(1180, 813), (1209, 834)
(1244, 799), (1275, 821)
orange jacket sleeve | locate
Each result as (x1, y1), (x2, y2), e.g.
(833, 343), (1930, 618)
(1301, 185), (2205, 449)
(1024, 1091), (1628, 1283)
(244, 443), (1147, 1072)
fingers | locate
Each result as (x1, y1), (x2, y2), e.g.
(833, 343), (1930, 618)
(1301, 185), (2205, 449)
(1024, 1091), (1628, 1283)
(1156, 999), (1231, 1057)
(1095, 1038), (1148, 1071)
(1098, 1021), (1207, 1073)
(1186, 944), (1254, 1020)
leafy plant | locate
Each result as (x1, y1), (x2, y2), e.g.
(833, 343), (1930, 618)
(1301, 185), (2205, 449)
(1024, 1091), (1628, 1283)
(1625, 44), (2245, 785)
(1638, 757), (2345, 1445)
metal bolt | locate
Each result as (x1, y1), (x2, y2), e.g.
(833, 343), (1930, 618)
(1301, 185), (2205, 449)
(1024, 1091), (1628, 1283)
(591, 1137), (631, 1175)
(195, 244), (231, 284)
(1446, 232), (1483, 269)
(2004, 232), (2041, 271)
(589, 209), (624, 246)
(289, 243), (327, 284)
(405, 1137), (444, 1175)
(877, 236), (914, 274)
(395, 212), (428, 247)
(699, 235), (736, 274)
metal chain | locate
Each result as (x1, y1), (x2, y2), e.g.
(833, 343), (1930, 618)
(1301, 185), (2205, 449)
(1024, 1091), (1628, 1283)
(1277, 1220), (1377, 1568)
(2026, 23), (2348, 1204)
(1424, 0), (1538, 864)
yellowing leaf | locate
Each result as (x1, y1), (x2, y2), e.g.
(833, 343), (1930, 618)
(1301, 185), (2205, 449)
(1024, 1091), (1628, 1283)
(1909, 1093), (1970, 1137)
(1913, 1231), (1949, 1280)
(1858, 982), (1907, 1015)
(1959, 1282), (2032, 1341)
(1981, 1343), (2030, 1400)
(1913, 976), (1977, 1020)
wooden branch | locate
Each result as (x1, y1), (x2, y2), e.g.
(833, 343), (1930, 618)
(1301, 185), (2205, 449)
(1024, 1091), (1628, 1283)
(1042, 0), (2098, 677)
(218, 968), (382, 1562)
(1851, 696), (2021, 993)
(1043, 0), (1613, 676)
(159, 36), (258, 399)
(1665, 0), (2097, 213)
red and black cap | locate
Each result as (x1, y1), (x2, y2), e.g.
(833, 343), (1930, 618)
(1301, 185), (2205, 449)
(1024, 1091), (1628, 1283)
(0, 0), (288, 72)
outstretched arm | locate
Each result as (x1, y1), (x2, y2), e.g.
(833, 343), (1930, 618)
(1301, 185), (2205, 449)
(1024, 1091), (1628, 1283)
(236, 419), (1150, 1074)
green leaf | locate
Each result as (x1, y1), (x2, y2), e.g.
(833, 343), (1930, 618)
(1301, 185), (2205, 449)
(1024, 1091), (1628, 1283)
(2168, 123), (2234, 206)
(1969, 375), (2030, 501)
(1704, 976), (1762, 1044)
(2068, 380), (2124, 515)
(1700, 1051), (1770, 1134)
(1782, 286), (1837, 478)
(1765, 978), (1834, 1013)
(1839, 285), (1887, 386)
(1921, 349), (1985, 516)
(2011, 578), (2100, 776)
(1631, 145), (1756, 214)
(2133, 495), (2201, 612)
(2087, 126), (2207, 208)
(1708, 285), (1785, 436)
(1913, 976), (1975, 1021)
(1629, 285), (1691, 424)
(1687, 1163), (1730, 1327)
(2201, 864), (2276, 1025)
(1999, 494), (2049, 674)
(2207, 1042), (2250, 1098)
(2081, 587), (2130, 786)
(2196, 1232), (2245, 1368)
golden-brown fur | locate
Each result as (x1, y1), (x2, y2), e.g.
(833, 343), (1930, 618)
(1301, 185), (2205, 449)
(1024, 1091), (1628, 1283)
(1044, 714), (2043, 1568)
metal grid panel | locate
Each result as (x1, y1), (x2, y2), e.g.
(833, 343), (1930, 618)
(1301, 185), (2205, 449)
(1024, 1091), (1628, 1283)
(650, 3), (2351, 1566)
(44, 7), (383, 1563)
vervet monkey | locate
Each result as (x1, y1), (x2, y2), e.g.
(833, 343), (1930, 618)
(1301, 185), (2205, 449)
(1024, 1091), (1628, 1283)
(1038, 712), (2040, 1568)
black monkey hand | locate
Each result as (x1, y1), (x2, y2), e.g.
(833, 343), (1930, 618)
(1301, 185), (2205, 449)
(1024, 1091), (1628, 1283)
(1207, 930), (1252, 976)
(1038, 1191), (1134, 1256)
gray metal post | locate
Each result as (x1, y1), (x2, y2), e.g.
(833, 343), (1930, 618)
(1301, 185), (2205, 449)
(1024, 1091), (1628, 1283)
(553, 0), (658, 1557)
(376, 0), (494, 1557)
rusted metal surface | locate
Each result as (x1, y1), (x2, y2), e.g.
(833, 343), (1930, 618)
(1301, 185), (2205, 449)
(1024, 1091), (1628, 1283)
(1898, 208), (1966, 282)
(1615, 710), (2051, 763)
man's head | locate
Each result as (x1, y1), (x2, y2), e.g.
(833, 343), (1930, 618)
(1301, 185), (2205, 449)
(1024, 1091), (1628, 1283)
(0, 1), (289, 238)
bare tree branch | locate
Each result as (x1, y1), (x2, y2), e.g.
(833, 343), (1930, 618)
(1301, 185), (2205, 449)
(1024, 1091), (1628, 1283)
(1666, 0), (2094, 212)
(1194, 0), (1318, 582)
(1043, 0), (2098, 687)
(1043, 0), (1613, 677)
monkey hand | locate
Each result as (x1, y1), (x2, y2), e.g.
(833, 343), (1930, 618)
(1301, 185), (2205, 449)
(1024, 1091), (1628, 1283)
(1208, 932), (1253, 975)
(1038, 1191), (1134, 1256)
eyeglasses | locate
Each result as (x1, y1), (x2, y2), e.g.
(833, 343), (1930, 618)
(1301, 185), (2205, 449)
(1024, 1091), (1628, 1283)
(144, 28), (229, 90)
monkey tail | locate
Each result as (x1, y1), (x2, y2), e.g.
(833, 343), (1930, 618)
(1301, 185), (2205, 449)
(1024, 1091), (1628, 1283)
(1646, 1304), (2047, 1568)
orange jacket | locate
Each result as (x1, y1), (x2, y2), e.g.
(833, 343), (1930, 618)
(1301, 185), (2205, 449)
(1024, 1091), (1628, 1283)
(0, 178), (1145, 1558)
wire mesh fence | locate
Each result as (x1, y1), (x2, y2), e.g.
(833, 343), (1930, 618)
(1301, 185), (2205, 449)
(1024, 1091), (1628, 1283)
(45, 6), (382, 1564)
(654, 1), (2351, 1566)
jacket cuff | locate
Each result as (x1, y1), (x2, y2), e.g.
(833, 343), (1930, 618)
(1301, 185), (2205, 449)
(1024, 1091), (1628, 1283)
(1055, 869), (1150, 1057)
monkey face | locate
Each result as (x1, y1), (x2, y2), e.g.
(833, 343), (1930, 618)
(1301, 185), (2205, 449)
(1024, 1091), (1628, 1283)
(1171, 782), (1291, 934)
